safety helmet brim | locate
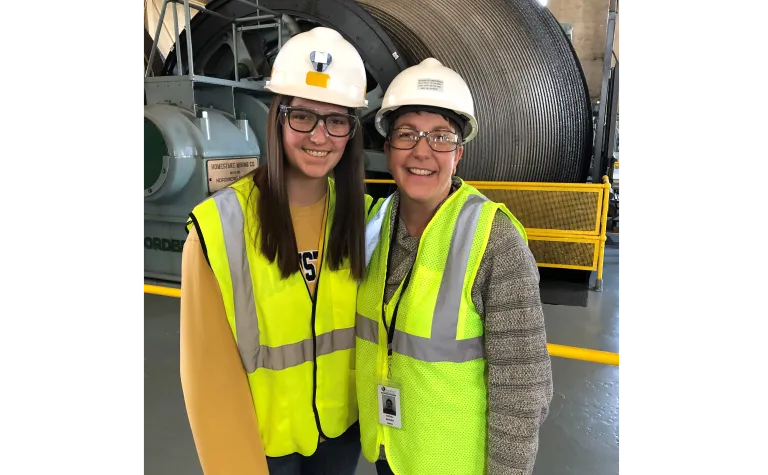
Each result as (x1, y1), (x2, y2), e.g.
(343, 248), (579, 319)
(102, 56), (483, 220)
(376, 103), (478, 144)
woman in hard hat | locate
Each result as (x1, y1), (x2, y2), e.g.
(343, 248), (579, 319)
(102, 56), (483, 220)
(356, 58), (554, 475)
(180, 27), (371, 475)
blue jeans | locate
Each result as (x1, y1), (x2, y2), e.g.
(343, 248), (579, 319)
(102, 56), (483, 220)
(375, 460), (395, 475)
(266, 422), (361, 475)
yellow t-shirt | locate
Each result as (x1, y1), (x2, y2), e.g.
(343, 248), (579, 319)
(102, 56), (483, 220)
(290, 193), (328, 298)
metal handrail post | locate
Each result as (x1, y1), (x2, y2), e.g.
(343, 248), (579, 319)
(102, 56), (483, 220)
(145, 0), (170, 77)
(183, 0), (195, 77)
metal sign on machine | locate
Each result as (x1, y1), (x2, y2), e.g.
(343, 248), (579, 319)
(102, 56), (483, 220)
(207, 157), (259, 193)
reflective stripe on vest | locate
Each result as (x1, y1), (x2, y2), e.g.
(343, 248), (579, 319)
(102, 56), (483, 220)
(211, 187), (354, 373)
(364, 194), (393, 269)
(357, 193), (487, 363)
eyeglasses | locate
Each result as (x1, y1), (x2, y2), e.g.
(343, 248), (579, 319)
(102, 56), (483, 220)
(388, 127), (460, 152)
(279, 105), (358, 137)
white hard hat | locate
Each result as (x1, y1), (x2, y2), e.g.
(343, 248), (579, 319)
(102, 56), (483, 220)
(264, 27), (368, 108)
(375, 58), (478, 143)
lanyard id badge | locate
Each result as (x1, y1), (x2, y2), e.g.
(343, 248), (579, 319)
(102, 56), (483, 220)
(377, 381), (402, 429)
(378, 302), (403, 429)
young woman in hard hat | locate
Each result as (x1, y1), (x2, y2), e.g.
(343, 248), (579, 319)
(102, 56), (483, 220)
(180, 27), (372, 475)
(356, 58), (554, 475)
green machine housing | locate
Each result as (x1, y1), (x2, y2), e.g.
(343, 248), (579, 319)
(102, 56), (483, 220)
(144, 73), (274, 283)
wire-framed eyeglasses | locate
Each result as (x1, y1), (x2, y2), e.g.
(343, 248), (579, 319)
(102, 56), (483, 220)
(279, 105), (359, 138)
(388, 127), (460, 152)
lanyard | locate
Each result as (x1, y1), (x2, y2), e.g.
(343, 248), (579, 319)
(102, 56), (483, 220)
(381, 203), (416, 356)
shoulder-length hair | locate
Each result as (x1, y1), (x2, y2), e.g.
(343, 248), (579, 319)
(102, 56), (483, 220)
(250, 94), (366, 280)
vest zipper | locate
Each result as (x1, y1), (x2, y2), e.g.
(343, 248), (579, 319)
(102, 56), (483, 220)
(309, 269), (329, 440)
(307, 192), (330, 441)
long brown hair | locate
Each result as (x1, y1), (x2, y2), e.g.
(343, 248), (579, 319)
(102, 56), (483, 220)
(250, 94), (367, 280)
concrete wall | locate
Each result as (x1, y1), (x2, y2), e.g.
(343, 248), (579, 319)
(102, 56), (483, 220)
(546, 0), (618, 102)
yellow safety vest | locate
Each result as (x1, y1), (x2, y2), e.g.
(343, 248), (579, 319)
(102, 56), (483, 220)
(188, 176), (372, 458)
(356, 180), (527, 475)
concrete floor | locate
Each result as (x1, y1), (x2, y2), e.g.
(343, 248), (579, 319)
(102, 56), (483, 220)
(144, 237), (619, 475)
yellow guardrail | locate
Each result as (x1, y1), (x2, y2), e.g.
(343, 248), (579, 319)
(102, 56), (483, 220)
(365, 176), (612, 291)
(547, 343), (618, 366)
(145, 284), (618, 366)
(145, 284), (181, 298)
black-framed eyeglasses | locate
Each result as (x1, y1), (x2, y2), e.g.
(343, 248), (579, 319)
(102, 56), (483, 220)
(279, 105), (359, 138)
(388, 127), (460, 152)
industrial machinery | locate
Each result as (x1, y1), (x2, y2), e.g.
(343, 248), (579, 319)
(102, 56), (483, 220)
(144, 0), (598, 284)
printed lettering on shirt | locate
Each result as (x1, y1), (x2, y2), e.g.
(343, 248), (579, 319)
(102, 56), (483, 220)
(300, 250), (320, 282)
